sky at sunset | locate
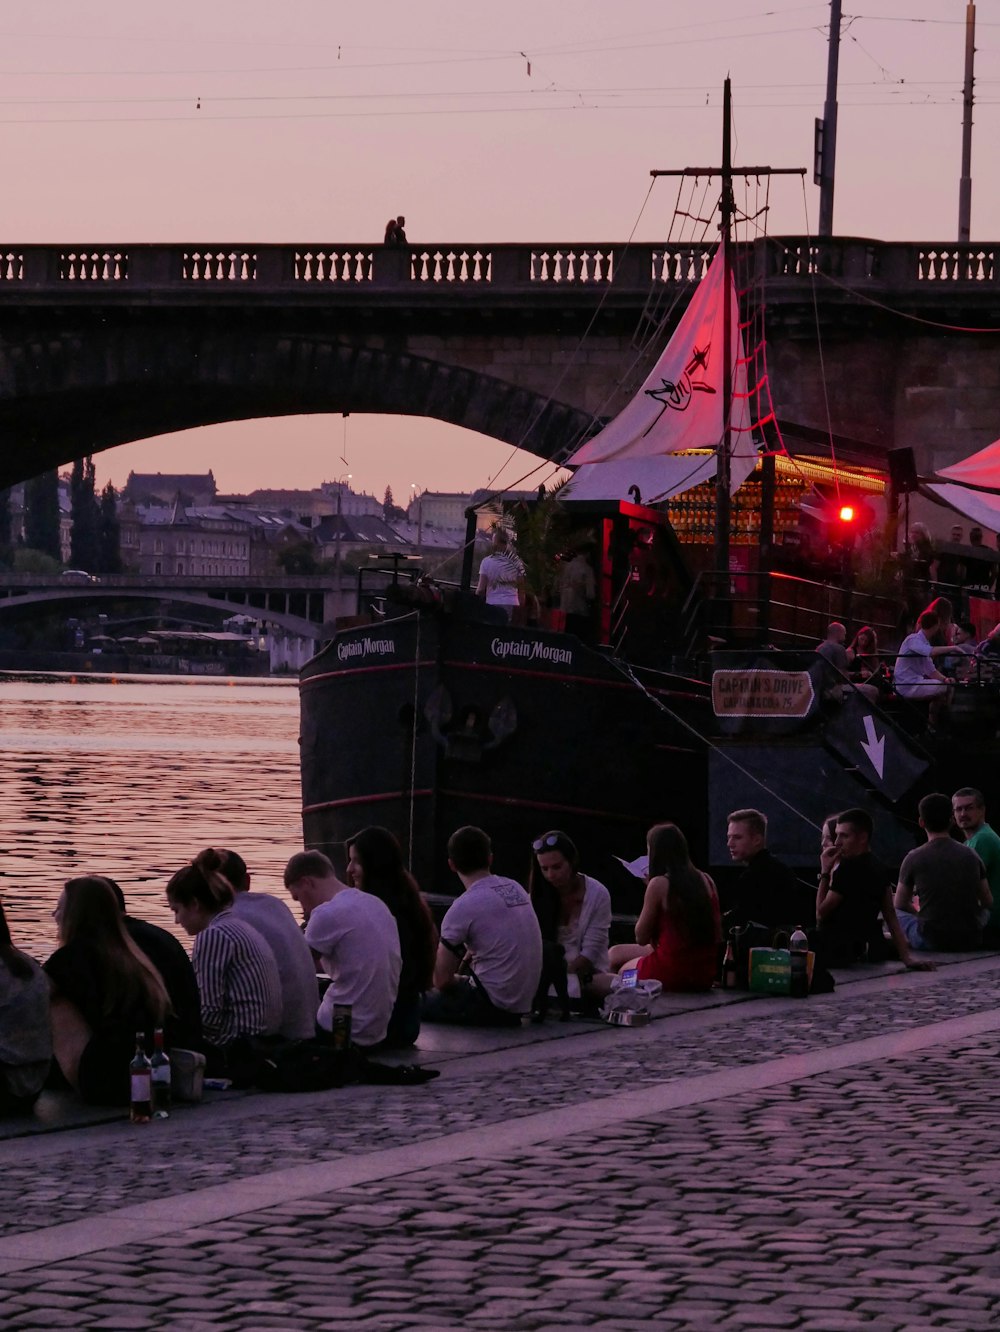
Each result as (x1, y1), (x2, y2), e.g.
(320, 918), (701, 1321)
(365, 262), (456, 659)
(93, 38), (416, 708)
(3, 0), (995, 500)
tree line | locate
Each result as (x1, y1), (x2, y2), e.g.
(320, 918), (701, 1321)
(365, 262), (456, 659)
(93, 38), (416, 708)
(0, 458), (122, 572)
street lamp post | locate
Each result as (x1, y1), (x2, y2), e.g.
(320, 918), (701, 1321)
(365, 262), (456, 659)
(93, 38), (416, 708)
(410, 483), (423, 555)
(333, 473), (351, 599)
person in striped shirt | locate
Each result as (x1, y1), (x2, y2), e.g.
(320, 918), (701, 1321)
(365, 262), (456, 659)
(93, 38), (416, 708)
(167, 848), (282, 1062)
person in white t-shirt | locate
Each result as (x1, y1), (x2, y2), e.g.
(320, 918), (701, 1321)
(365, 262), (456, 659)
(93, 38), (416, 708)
(893, 609), (953, 731)
(220, 849), (319, 1041)
(423, 826), (542, 1027)
(476, 528), (526, 623)
(283, 850), (401, 1050)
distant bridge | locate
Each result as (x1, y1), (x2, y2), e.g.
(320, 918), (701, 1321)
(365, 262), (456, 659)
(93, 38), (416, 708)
(0, 573), (348, 640)
(1, 236), (999, 486)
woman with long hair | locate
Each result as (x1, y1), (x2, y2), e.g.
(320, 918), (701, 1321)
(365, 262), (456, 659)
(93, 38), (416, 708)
(528, 830), (611, 1000)
(0, 902), (51, 1115)
(166, 848), (282, 1063)
(45, 876), (171, 1104)
(346, 826), (437, 1047)
(604, 823), (721, 993)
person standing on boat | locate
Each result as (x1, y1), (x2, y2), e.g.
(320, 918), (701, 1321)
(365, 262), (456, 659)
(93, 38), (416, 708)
(423, 825), (542, 1027)
(476, 527), (525, 623)
(558, 544), (597, 642)
(283, 850), (401, 1050)
(219, 849), (319, 1042)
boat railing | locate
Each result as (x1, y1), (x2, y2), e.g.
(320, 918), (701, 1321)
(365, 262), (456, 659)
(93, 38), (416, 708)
(681, 568), (905, 657)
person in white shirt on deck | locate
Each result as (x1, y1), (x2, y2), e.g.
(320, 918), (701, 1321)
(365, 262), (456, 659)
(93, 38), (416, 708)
(892, 609), (954, 732)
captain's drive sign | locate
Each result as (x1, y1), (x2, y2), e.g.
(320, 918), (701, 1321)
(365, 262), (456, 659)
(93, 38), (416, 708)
(711, 669), (815, 718)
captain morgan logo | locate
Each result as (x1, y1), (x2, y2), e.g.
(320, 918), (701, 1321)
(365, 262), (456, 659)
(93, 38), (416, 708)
(491, 638), (574, 666)
(642, 343), (715, 435)
(337, 636), (395, 662)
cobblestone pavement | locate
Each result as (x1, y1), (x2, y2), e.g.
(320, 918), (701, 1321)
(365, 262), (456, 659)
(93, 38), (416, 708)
(1, 959), (999, 1330)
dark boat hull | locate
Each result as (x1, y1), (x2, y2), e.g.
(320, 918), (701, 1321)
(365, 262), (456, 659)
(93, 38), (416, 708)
(299, 613), (706, 903)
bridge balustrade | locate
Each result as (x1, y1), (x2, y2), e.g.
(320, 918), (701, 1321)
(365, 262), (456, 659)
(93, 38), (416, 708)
(0, 238), (998, 296)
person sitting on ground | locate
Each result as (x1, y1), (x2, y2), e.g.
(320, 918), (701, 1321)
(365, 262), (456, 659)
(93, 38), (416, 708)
(220, 849), (319, 1042)
(167, 849), (282, 1067)
(284, 849), (401, 1050)
(725, 808), (811, 931)
(346, 827), (437, 1048)
(475, 527), (526, 624)
(0, 902), (51, 1116)
(893, 793), (991, 953)
(600, 822), (721, 994)
(814, 808), (929, 970)
(815, 622), (879, 704)
(423, 826), (542, 1027)
(105, 877), (202, 1052)
(953, 787), (1000, 946)
(528, 830), (611, 1003)
(893, 610), (954, 732)
(45, 877), (172, 1104)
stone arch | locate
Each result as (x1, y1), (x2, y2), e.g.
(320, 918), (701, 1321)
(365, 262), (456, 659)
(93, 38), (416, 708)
(0, 321), (596, 488)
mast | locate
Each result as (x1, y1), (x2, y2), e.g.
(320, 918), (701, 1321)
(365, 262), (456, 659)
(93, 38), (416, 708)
(651, 82), (804, 637)
(958, 1), (976, 243)
(816, 0), (842, 238)
(715, 79), (734, 595)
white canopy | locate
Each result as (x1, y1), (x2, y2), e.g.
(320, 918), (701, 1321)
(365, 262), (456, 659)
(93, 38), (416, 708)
(563, 245), (758, 503)
(925, 435), (1000, 529)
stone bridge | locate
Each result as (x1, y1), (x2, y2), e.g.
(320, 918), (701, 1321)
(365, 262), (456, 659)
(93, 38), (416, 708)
(0, 237), (998, 487)
(0, 573), (346, 639)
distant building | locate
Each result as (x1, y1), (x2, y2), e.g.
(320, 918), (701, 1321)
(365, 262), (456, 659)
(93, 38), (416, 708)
(312, 513), (408, 563)
(406, 491), (472, 531)
(123, 471), (217, 507)
(119, 497), (307, 576)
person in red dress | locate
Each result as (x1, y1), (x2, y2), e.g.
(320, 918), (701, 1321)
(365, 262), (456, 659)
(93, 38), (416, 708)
(604, 822), (721, 993)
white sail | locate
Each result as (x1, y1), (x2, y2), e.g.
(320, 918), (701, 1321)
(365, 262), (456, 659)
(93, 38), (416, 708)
(564, 246), (757, 502)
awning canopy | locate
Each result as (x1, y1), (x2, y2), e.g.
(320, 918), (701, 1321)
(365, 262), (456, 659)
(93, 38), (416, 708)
(925, 436), (1000, 529)
(562, 453), (719, 504)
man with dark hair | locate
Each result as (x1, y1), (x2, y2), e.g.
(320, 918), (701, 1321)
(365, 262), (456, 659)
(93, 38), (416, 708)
(423, 826), (542, 1027)
(894, 794), (991, 952)
(221, 849), (319, 1041)
(725, 808), (810, 930)
(106, 878), (202, 1050)
(815, 808), (928, 969)
(283, 850), (400, 1049)
(953, 787), (1000, 943)
(893, 611), (953, 731)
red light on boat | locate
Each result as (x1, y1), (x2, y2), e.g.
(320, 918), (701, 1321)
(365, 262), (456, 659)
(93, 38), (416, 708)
(838, 505), (855, 523)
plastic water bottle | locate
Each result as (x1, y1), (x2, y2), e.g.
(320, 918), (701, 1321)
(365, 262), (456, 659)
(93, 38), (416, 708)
(789, 925), (809, 998)
(150, 1028), (171, 1119)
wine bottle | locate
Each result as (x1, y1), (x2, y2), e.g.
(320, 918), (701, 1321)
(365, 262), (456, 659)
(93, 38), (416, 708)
(150, 1028), (171, 1119)
(130, 1033), (152, 1124)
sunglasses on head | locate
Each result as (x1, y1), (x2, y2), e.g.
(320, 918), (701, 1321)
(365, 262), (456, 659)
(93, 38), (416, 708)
(532, 833), (562, 852)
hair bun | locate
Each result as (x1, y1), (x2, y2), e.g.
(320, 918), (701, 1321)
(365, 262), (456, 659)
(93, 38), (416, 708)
(195, 847), (224, 874)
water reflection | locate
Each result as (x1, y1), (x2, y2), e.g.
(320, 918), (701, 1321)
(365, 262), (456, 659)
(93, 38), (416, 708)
(0, 674), (302, 958)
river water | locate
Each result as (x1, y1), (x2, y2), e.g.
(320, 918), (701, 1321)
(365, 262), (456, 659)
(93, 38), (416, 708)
(0, 674), (303, 960)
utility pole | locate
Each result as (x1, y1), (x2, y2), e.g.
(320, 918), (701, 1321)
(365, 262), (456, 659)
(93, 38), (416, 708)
(958, 0), (976, 243)
(816, 0), (843, 237)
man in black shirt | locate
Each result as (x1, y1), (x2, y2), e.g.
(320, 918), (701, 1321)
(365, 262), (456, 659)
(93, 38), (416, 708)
(815, 808), (931, 970)
(725, 808), (811, 931)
